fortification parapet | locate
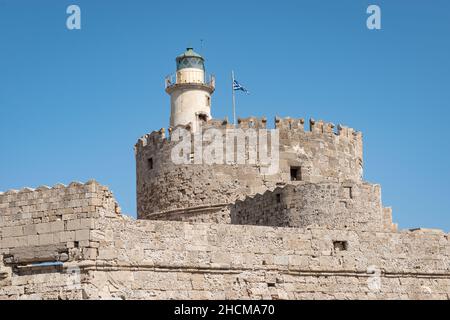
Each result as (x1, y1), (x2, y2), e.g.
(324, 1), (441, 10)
(275, 116), (305, 131)
(274, 116), (363, 184)
(275, 116), (362, 141)
(309, 119), (336, 135)
(231, 181), (397, 232)
(134, 127), (168, 152)
(204, 117), (233, 130)
(237, 116), (267, 129)
(0, 180), (121, 270)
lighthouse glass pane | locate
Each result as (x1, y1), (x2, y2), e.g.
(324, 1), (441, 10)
(177, 57), (204, 70)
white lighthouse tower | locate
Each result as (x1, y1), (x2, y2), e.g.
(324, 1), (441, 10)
(165, 48), (215, 132)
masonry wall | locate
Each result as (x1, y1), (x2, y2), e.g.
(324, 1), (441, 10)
(82, 219), (449, 300)
(135, 118), (275, 222)
(0, 181), (120, 299)
(135, 117), (364, 222)
(1, 183), (449, 300)
(275, 117), (363, 183)
(231, 181), (397, 232)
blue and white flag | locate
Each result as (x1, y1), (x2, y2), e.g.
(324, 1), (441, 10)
(233, 79), (249, 94)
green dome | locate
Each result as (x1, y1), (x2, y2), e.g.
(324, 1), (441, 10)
(176, 47), (203, 60)
(176, 48), (205, 71)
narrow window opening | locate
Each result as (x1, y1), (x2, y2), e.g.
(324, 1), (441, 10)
(198, 113), (208, 122)
(333, 241), (348, 251)
(290, 166), (301, 181)
(276, 194), (281, 203)
(147, 158), (153, 170)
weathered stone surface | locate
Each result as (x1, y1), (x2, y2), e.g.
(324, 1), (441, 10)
(0, 108), (448, 300)
(231, 182), (397, 232)
(0, 182), (449, 300)
(135, 117), (363, 222)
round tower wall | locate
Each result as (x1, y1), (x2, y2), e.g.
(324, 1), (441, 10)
(135, 118), (274, 221)
(231, 181), (393, 232)
(135, 117), (364, 222)
(274, 117), (363, 184)
(169, 87), (212, 129)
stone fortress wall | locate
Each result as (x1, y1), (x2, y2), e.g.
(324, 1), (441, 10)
(135, 116), (363, 223)
(0, 181), (120, 299)
(1, 182), (449, 300)
(231, 182), (396, 232)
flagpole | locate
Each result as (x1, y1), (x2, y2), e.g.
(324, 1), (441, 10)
(231, 70), (236, 127)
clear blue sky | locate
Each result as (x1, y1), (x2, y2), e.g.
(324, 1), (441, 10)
(1, 1), (449, 231)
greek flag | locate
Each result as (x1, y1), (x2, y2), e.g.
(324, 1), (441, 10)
(233, 79), (249, 94)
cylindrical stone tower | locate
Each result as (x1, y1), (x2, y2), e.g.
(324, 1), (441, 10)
(165, 48), (215, 132)
(136, 49), (365, 224)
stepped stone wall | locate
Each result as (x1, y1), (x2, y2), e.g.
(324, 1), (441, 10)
(231, 181), (397, 232)
(1, 182), (449, 300)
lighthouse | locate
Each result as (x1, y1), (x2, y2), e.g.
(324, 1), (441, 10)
(165, 48), (215, 132)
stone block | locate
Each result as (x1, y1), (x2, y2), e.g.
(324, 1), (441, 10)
(60, 231), (75, 242)
(274, 255), (289, 266)
(80, 218), (95, 229)
(75, 229), (90, 241)
(23, 224), (37, 236)
(82, 248), (98, 260)
(51, 221), (64, 233)
(36, 223), (51, 235)
(27, 235), (39, 245)
(97, 248), (117, 260)
(3, 226), (23, 238)
(66, 219), (81, 231)
(39, 234), (54, 246)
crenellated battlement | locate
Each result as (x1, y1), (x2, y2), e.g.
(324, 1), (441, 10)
(0, 180), (120, 215)
(204, 117), (233, 130)
(0, 180), (121, 213)
(310, 119), (335, 135)
(0, 180), (123, 220)
(135, 117), (270, 154)
(134, 128), (169, 154)
(275, 116), (362, 143)
(237, 116), (267, 129)
(275, 117), (305, 131)
(0, 180), (105, 203)
(135, 116), (363, 152)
